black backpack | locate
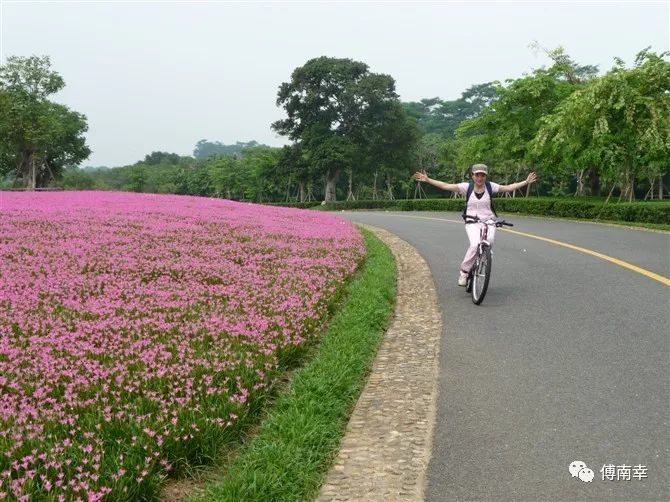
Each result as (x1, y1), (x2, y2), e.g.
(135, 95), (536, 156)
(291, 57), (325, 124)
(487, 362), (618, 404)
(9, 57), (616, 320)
(462, 181), (497, 220)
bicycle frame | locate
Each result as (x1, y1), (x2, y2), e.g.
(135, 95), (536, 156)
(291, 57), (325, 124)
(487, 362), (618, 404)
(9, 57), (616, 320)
(464, 216), (513, 304)
(478, 223), (492, 250)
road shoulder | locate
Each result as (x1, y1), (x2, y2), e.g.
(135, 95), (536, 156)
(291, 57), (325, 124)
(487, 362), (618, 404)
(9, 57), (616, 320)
(318, 224), (443, 501)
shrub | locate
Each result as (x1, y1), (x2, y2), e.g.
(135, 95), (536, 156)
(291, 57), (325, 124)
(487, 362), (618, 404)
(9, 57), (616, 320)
(272, 197), (670, 224)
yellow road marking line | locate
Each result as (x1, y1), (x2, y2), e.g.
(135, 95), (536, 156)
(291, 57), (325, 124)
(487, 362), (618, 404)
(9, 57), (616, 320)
(504, 228), (670, 286)
(362, 213), (670, 286)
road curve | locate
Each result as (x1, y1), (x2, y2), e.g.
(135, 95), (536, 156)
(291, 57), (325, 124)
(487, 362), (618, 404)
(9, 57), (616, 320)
(337, 211), (669, 502)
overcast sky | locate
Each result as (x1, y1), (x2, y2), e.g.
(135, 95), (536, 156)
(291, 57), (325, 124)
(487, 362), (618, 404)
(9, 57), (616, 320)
(2, 1), (668, 167)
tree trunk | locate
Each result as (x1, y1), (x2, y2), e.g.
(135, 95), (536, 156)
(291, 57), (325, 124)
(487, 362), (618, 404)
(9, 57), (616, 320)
(42, 159), (57, 188)
(346, 170), (355, 201)
(414, 180), (426, 199)
(645, 177), (654, 200)
(299, 180), (307, 203)
(372, 171), (378, 201)
(659, 175), (664, 200)
(604, 183), (616, 205)
(324, 167), (341, 202)
(620, 162), (635, 202)
(29, 151), (37, 190)
(285, 177), (291, 202)
(588, 166), (600, 196)
(18, 150), (35, 189)
(574, 169), (585, 196)
(385, 173), (394, 200)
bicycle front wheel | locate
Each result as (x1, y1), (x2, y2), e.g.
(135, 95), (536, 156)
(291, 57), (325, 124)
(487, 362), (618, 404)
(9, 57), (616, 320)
(471, 245), (492, 305)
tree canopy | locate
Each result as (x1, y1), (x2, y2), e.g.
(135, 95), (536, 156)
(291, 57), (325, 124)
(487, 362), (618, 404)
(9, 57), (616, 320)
(0, 55), (90, 188)
(455, 48), (597, 183)
(272, 56), (418, 201)
(402, 83), (498, 138)
(531, 49), (670, 200)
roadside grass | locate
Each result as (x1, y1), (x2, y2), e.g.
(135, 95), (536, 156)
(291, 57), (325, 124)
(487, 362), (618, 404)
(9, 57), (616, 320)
(187, 227), (396, 502)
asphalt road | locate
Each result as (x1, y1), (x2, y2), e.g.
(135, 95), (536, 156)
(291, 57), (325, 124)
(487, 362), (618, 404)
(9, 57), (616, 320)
(338, 211), (669, 502)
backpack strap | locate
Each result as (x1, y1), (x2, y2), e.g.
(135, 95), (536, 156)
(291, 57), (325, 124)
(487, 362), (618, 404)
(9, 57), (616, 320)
(486, 181), (498, 217)
(462, 182), (474, 220)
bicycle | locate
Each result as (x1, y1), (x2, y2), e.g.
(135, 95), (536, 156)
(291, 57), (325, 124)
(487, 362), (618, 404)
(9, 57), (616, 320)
(463, 215), (513, 305)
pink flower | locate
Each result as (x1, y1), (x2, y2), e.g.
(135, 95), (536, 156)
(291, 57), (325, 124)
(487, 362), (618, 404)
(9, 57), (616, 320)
(0, 191), (364, 499)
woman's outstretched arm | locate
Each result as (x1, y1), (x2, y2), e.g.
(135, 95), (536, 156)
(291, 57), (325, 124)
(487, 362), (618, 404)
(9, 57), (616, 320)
(498, 171), (538, 193)
(413, 170), (461, 193)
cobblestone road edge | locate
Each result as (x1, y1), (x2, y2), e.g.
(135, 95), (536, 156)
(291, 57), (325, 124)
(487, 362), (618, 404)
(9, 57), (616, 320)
(318, 224), (443, 502)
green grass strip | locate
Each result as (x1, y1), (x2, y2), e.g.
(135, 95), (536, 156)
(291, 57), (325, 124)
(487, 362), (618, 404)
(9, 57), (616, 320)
(190, 227), (396, 502)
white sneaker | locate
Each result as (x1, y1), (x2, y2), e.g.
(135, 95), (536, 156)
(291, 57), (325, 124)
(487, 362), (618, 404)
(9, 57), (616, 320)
(458, 272), (467, 287)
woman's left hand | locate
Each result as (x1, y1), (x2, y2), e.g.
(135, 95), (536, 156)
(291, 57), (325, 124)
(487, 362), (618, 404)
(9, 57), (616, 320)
(527, 171), (538, 185)
(413, 170), (428, 182)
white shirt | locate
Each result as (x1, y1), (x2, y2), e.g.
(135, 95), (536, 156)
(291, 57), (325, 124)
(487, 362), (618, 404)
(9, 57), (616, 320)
(457, 182), (500, 220)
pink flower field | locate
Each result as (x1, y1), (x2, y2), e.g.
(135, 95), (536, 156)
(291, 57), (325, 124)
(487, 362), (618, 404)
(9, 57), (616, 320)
(0, 191), (365, 501)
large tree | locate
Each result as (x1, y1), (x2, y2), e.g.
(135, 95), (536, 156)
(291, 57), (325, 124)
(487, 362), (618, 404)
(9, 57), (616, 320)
(455, 48), (597, 190)
(532, 49), (670, 200)
(272, 56), (417, 201)
(0, 55), (90, 188)
(360, 100), (418, 200)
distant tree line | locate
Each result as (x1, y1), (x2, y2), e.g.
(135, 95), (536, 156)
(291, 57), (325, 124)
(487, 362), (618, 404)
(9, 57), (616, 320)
(63, 146), (284, 202)
(193, 140), (264, 160)
(5, 48), (668, 202)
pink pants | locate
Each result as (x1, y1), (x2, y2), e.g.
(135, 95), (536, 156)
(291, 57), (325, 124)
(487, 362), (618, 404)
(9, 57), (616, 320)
(460, 223), (496, 273)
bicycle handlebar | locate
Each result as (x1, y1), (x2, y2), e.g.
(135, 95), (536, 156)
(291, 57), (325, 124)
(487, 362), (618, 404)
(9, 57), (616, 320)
(464, 215), (514, 227)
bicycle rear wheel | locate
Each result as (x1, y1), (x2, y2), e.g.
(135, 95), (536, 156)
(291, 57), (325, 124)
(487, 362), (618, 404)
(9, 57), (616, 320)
(471, 245), (492, 305)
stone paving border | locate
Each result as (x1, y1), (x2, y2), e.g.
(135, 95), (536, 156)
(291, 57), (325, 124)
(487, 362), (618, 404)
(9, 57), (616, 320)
(318, 224), (443, 502)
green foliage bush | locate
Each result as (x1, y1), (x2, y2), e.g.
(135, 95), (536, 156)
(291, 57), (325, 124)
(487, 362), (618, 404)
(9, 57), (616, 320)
(596, 201), (670, 222)
(56, 168), (97, 190)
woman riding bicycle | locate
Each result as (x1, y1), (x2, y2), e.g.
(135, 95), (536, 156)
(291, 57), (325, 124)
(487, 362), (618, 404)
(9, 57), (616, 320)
(413, 164), (537, 286)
